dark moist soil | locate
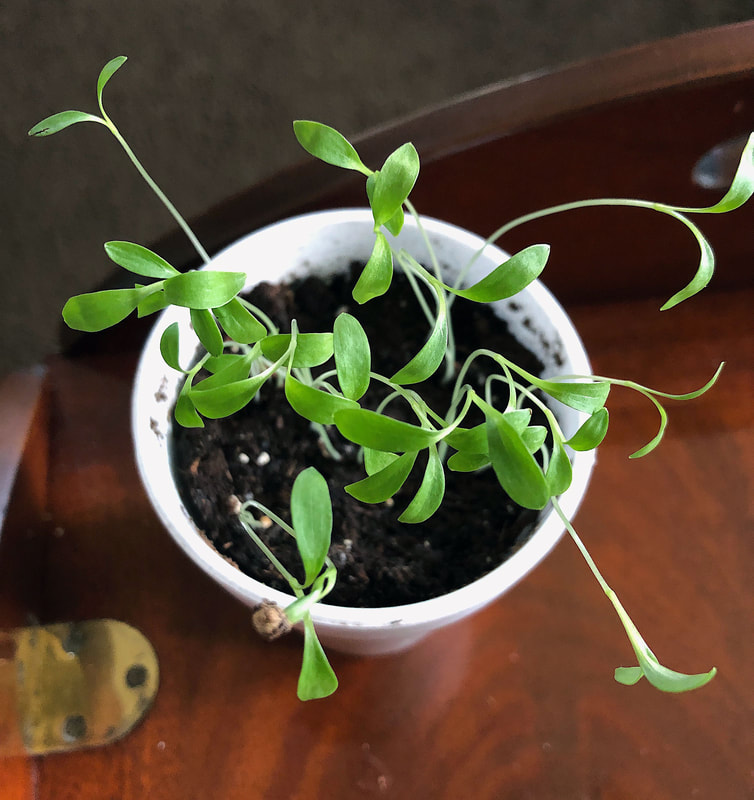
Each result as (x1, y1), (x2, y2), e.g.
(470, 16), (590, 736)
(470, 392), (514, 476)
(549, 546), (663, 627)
(172, 265), (547, 608)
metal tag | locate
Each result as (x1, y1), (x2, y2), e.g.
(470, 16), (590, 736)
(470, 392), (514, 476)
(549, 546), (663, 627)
(0, 619), (159, 756)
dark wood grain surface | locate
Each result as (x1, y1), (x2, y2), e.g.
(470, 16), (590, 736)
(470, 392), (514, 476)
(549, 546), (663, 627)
(2, 22), (753, 800)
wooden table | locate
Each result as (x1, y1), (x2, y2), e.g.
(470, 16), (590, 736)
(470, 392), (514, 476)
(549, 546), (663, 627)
(2, 22), (753, 799)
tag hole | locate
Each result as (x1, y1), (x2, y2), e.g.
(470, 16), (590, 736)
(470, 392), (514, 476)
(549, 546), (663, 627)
(126, 664), (148, 688)
(0, 639), (16, 662)
(62, 715), (87, 742)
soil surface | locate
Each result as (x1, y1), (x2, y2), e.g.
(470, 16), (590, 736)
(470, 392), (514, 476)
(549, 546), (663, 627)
(172, 265), (546, 607)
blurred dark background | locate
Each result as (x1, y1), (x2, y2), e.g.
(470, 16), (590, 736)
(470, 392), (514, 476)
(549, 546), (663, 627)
(3, 1), (752, 377)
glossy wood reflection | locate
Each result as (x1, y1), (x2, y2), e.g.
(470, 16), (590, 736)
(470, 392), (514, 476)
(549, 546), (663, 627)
(3, 288), (752, 798)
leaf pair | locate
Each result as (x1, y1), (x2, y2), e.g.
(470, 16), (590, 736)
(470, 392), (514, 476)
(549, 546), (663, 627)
(293, 120), (419, 234)
(332, 408), (448, 523)
(343, 445), (445, 524)
(175, 314), (372, 426)
(293, 121), (420, 304)
(608, 587), (716, 693)
(462, 397), (576, 510)
(28, 56), (127, 138)
(289, 469), (338, 701)
(63, 240), (249, 336)
(446, 408), (546, 473)
(365, 143), (420, 232)
(353, 143), (420, 303)
(246, 468), (337, 701)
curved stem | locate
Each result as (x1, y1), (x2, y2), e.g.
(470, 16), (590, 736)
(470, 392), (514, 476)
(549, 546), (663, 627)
(402, 201), (458, 381)
(489, 198), (660, 245)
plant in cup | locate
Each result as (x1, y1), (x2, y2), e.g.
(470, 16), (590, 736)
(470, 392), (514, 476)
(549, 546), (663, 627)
(30, 56), (754, 700)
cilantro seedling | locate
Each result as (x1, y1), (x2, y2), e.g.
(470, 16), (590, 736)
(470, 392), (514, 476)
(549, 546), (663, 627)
(31, 57), (754, 698)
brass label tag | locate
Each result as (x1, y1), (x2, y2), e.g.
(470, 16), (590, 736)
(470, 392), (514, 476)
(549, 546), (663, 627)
(0, 619), (159, 756)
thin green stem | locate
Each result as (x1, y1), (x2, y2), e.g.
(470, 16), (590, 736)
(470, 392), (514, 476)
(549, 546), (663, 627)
(447, 197), (668, 308)
(311, 422), (343, 461)
(396, 251), (436, 327)
(238, 506), (303, 595)
(489, 198), (661, 245)
(103, 116), (212, 265)
(401, 203), (458, 381)
(292, 367), (343, 461)
(484, 366), (517, 410)
(515, 383), (566, 443)
(368, 372), (433, 425)
(551, 498), (610, 595)
(448, 347), (501, 419)
(404, 199), (444, 285)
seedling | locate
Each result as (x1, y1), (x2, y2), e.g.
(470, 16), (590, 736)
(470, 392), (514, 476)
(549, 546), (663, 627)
(30, 57), (754, 699)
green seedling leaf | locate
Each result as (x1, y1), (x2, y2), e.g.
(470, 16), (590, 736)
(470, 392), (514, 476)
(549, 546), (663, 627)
(214, 298), (266, 344)
(566, 407), (609, 451)
(261, 333), (334, 368)
(680, 132), (754, 214)
(137, 288), (169, 317)
(353, 232), (393, 304)
(533, 378), (610, 414)
(297, 617), (338, 701)
(628, 394), (667, 459)
(334, 408), (443, 452)
(163, 271), (245, 309)
(659, 211), (715, 310)
(28, 110), (102, 137)
(293, 120), (370, 176)
(609, 590), (716, 693)
(104, 241), (179, 279)
(545, 440), (573, 496)
(204, 353), (249, 374)
(370, 143), (420, 227)
(363, 448), (399, 476)
(190, 373), (267, 418)
(291, 467), (332, 587)
(97, 56), (128, 106)
(613, 666), (644, 686)
(647, 362), (725, 401)
(345, 451), (418, 503)
(399, 445), (445, 523)
(504, 409), (533, 432)
(447, 451), (490, 472)
(486, 413), (550, 510)
(383, 206), (405, 237)
(159, 322), (183, 372)
(333, 313), (371, 400)
(285, 567), (336, 623)
(615, 659), (716, 693)
(444, 423), (487, 454)
(190, 308), (223, 357)
(521, 425), (547, 454)
(285, 374), (359, 425)
(175, 376), (203, 428)
(62, 285), (156, 331)
(452, 245), (550, 302)
(390, 307), (448, 385)
(445, 410), (531, 455)
(193, 352), (253, 391)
